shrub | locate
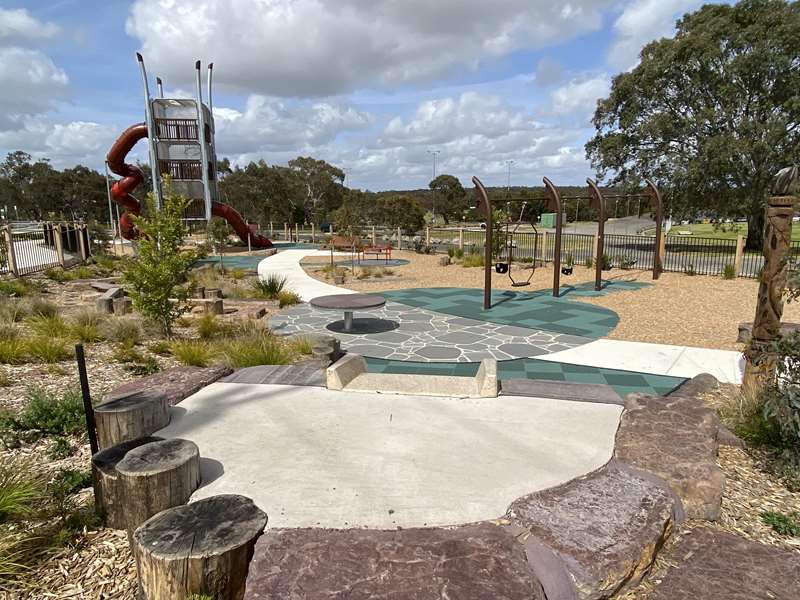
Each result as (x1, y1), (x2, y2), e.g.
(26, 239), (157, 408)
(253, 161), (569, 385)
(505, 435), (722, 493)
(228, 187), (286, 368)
(251, 274), (286, 299)
(196, 313), (224, 339)
(126, 356), (161, 376)
(13, 388), (85, 439)
(27, 314), (69, 338)
(72, 266), (93, 280)
(0, 299), (27, 323)
(103, 317), (142, 346)
(356, 267), (373, 280)
(44, 268), (67, 283)
(25, 337), (71, 363)
(759, 510), (800, 537)
(454, 248), (464, 260)
(121, 179), (199, 337)
(447, 247), (455, 258)
(220, 334), (292, 368)
(229, 268), (247, 280)
(0, 458), (45, 521)
(26, 298), (58, 319)
(0, 279), (41, 298)
(111, 343), (144, 364)
(683, 263), (696, 276)
(69, 309), (106, 343)
(0, 340), (26, 364)
(148, 340), (172, 356)
(47, 437), (73, 460)
(289, 336), (313, 355)
(71, 309), (106, 328)
(171, 340), (215, 367)
(278, 290), (301, 308)
(584, 256), (594, 268)
(462, 254), (484, 268)
(0, 324), (19, 341)
(722, 264), (736, 279)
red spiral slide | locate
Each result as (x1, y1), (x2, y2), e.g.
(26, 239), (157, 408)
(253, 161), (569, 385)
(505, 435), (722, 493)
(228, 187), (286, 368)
(106, 123), (273, 247)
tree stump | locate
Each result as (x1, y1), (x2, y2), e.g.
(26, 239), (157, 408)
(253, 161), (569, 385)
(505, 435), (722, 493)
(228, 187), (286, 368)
(94, 390), (170, 449)
(204, 298), (224, 315)
(92, 436), (163, 528)
(116, 438), (201, 533)
(133, 494), (267, 600)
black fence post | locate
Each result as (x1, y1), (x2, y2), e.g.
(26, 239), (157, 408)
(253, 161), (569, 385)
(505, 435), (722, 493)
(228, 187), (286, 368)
(75, 343), (98, 455)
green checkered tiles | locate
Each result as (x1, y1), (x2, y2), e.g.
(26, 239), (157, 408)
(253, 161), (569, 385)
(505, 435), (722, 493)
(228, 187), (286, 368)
(381, 287), (620, 338)
(364, 357), (685, 398)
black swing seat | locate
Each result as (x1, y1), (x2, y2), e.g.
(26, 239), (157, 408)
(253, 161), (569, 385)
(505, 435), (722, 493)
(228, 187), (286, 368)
(495, 262), (509, 274)
(511, 281), (530, 287)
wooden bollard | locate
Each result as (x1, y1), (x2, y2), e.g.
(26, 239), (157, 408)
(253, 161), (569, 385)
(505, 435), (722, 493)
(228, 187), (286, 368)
(133, 494), (267, 600)
(116, 438), (200, 534)
(92, 436), (163, 528)
(94, 390), (170, 449)
(204, 288), (223, 299)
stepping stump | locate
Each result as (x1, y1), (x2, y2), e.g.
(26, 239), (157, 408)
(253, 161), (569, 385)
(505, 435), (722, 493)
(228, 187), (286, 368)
(115, 438), (201, 534)
(133, 494), (267, 600)
(94, 390), (170, 449)
(91, 436), (163, 528)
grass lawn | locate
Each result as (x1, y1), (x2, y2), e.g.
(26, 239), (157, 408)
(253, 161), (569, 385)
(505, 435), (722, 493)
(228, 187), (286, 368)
(654, 222), (800, 241)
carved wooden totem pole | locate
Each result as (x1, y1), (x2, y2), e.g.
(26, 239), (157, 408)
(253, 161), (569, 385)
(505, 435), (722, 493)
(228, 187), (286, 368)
(743, 166), (800, 387)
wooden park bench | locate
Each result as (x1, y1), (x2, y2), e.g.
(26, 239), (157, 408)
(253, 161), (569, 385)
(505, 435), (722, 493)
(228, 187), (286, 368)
(359, 244), (392, 263)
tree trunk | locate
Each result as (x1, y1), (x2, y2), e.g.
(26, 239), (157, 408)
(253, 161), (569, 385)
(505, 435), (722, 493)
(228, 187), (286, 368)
(133, 494), (267, 600)
(746, 194), (766, 251)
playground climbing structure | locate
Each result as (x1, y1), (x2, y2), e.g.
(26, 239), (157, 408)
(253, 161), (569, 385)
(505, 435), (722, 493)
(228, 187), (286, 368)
(106, 54), (273, 248)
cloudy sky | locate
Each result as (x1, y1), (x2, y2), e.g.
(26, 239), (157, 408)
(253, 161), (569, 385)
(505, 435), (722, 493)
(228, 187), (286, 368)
(1, 0), (713, 190)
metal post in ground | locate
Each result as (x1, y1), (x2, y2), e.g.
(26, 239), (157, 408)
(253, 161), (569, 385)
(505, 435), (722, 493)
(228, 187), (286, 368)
(75, 343), (98, 455)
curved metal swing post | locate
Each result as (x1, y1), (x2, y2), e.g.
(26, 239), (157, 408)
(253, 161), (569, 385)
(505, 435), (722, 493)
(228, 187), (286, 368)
(472, 176), (493, 309)
(587, 178), (607, 292)
(543, 177), (563, 297)
(644, 179), (663, 279)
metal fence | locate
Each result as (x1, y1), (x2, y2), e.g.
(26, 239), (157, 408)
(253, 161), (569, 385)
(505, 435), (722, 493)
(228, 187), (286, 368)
(273, 222), (783, 279)
(0, 222), (86, 276)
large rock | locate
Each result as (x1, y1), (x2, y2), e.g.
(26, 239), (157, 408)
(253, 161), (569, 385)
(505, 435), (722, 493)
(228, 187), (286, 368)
(615, 394), (725, 521)
(106, 365), (232, 406)
(507, 461), (681, 600)
(667, 373), (719, 398)
(649, 527), (800, 600)
(244, 524), (547, 600)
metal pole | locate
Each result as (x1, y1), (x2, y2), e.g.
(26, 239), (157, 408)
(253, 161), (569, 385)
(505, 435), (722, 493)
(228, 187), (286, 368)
(104, 162), (116, 239)
(505, 160), (514, 192)
(75, 343), (98, 455)
(156, 77), (164, 98)
(472, 176), (492, 310)
(136, 53), (162, 210)
(427, 150), (440, 221)
(195, 60), (213, 223)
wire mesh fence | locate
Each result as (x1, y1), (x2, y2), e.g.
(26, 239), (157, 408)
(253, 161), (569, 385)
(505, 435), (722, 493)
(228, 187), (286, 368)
(0, 222), (86, 277)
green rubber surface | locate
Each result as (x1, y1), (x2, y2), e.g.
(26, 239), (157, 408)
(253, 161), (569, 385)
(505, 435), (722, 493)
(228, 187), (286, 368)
(365, 357), (685, 398)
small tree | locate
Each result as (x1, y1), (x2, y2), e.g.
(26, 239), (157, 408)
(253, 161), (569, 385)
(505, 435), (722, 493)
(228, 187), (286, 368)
(206, 216), (230, 272)
(121, 180), (197, 337)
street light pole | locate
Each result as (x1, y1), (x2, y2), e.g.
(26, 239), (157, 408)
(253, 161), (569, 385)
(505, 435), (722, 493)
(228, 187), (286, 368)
(505, 160), (515, 193)
(426, 149), (441, 221)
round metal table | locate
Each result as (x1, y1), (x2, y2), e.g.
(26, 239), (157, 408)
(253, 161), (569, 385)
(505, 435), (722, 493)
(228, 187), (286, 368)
(310, 293), (386, 333)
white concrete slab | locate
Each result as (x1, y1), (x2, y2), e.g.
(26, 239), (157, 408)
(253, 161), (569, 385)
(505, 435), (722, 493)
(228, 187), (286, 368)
(541, 338), (744, 384)
(158, 382), (622, 529)
(257, 249), (355, 302)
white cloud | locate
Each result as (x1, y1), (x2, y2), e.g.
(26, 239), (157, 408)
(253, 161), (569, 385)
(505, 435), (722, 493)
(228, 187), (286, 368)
(213, 95), (372, 156)
(0, 116), (117, 167)
(608, 0), (700, 70)
(0, 47), (69, 125)
(126, 0), (613, 96)
(0, 8), (59, 43)
(550, 75), (611, 119)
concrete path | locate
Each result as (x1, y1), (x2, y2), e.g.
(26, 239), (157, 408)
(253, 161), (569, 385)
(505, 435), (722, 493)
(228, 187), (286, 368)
(541, 339), (744, 384)
(257, 249), (355, 302)
(158, 382), (622, 529)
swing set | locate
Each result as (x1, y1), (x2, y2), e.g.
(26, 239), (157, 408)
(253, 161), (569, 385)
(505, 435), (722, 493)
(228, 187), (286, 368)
(494, 200), (538, 288)
(472, 175), (663, 310)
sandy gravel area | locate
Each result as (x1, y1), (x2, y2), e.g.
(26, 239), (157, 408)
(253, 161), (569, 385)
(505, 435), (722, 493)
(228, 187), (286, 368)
(302, 250), (800, 351)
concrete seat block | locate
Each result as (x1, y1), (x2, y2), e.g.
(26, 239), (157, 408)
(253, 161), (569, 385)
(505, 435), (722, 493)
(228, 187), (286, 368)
(326, 354), (367, 390)
(475, 359), (498, 397)
(347, 373), (477, 397)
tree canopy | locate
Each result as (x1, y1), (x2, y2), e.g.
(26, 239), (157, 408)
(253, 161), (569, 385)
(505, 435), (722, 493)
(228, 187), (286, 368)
(586, 0), (800, 249)
(428, 174), (468, 224)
